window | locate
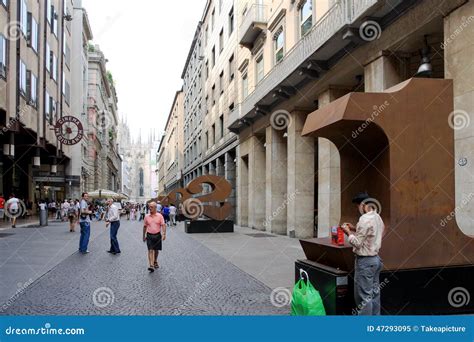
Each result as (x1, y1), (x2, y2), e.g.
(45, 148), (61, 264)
(274, 29), (284, 64)
(0, 35), (6, 77)
(46, 0), (51, 24)
(228, 7), (234, 36)
(45, 90), (50, 120)
(27, 13), (39, 52)
(65, 80), (70, 105)
(219, 71), (223, 95)
(27, 71), (37, 106)
(228, 54), (235, 81)
(211, 8), (215, 30)
(219, 29), (224, 53)
(300, 0), (312, 36)
(211, 124), (216, 145)
(205, 131), (209, 149)
(220, 115), (224, 139)
(45, 43), (50, 72)
(212, 84), (215, 105)
(52, 6), (58, 36)
(204, 25), (208, 46)
(50, 52), (57, 81)
(256, 54), (264, 84)
(1, 0), (7, 8)
(205, 60), (209, 80)
(19, 60), (27, 95)
(242, 72), (248, 98)
(211, 46), (215, 67)
(20, 0), (27, 36)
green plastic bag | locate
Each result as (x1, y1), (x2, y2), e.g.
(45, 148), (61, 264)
(291, 271), (326, 316)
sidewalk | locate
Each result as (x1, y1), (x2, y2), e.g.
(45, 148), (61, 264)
(0, 216), (40, 230)
(178, 223), (305, 290)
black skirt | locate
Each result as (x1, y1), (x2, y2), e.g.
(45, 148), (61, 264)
(146, 232), (162, 251)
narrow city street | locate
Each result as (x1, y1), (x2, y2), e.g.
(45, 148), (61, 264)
(0, 220), (289, 316)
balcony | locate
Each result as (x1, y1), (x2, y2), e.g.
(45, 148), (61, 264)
(230, 0), (402, 133)
(239, 3), (268, 49)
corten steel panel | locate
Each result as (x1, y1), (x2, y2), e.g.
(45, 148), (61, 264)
(301, 78), (474, 270)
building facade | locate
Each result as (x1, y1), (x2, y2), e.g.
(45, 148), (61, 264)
(68, 0), (92, 199)
(157, 90), (184, 195)
(0, 0), (74, 204)
(159, 0), (474, 239)
(85, 44), (121, 193)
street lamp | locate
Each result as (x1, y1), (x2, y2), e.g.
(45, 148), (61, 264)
(415, 35), (432, 77)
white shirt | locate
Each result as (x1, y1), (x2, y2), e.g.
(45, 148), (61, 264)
(39, 203), (47, 210)
(106, 204), (120, 222)
(348, 211), (384, 256)
(7, 198), (19, 210)
(169, 205), (177, 215)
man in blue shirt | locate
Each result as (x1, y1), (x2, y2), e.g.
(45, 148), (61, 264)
(79, 192), (92, 254)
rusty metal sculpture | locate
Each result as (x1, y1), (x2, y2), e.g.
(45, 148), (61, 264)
(152, 175), (232, 221)
(301, 78), (474, 271)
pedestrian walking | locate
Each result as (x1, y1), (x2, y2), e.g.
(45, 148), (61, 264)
(341, 192), (384, 316)
(169, 204), (177, 226)
(79, 192), (92, 254)
(68, 200), (77, 232)
(143, 201), (166, 273)
(6, 194), (20, 228)
(105, 198), (121, 255)
(162, 205), (170, 224)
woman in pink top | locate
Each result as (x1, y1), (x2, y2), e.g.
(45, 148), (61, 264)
(143, 201), (166, 272)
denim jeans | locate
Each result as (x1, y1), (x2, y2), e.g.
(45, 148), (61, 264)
(354, 255), (383, 315)
(79, 222), (91, 253)
(110, 221), (121, 253)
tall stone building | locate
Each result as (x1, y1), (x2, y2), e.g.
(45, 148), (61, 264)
(157, 90), (184, 195)
(85, 44), (121, 192)
(0, 0), (74, 203)
(158, 0), (474, 239)
(68, 0), (93, 199)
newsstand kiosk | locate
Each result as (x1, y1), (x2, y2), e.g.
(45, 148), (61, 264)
(298, 78), (474, 315)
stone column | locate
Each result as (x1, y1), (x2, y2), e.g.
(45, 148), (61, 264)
(445, 1), (474, 236)
(216, 156), (225, 177)
(248, 135), (266, 230)
(316, 87), (349, 237)
(236, 145), (249, 227)
(265, 126), (287, 235)
(364, 51), (404, 92)
(287, 111), (314, 238)
(225, 151), (237, 221)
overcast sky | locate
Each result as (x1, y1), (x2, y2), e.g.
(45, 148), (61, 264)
(82, 0), (206, 141)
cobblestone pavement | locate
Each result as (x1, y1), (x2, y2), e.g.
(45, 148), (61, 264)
(1, 220), (289, 315)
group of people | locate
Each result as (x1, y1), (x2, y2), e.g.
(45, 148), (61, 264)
(76, 192), (170, 273)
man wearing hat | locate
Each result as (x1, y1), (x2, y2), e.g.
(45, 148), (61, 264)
(341, 192), (384, 315)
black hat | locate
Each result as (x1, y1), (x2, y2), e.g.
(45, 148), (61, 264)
(352, 192), (370, 204)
